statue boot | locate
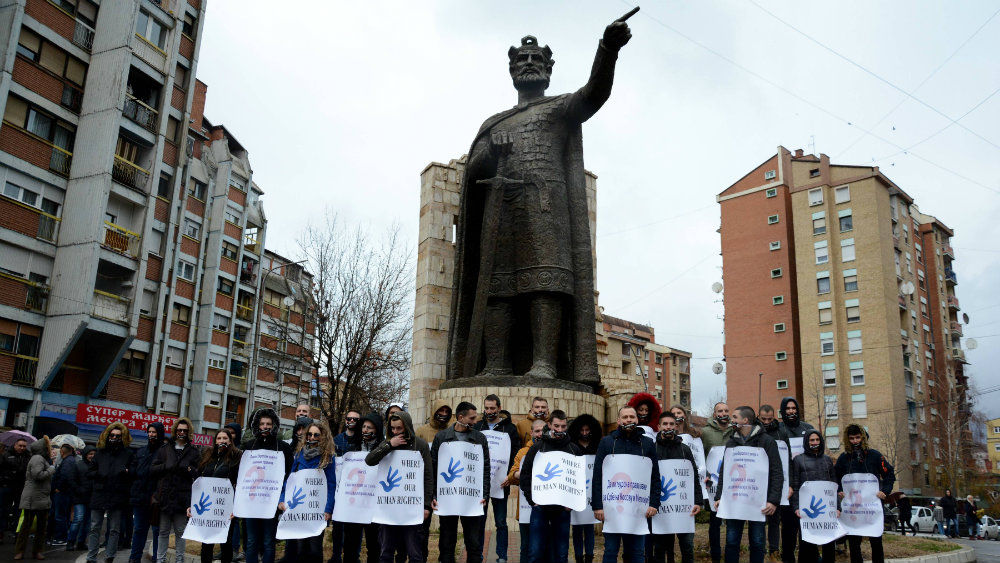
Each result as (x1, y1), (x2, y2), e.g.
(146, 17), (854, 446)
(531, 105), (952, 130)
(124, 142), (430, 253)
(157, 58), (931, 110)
(479, 299), (514, 377)
(524, 294), (561, 379)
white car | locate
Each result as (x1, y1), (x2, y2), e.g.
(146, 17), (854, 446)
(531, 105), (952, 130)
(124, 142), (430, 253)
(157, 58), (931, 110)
(981, 516), (1000, 540)
(907, 506), (936, 534)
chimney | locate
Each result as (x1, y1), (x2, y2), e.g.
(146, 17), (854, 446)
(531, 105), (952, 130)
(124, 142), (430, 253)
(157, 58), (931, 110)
(794, 149), (804, 158)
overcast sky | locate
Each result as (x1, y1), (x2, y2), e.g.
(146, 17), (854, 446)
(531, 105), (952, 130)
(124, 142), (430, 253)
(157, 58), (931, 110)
(197, 1), (1000, 418)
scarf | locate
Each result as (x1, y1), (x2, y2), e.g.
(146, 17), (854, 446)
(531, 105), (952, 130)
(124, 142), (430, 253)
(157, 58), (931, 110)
(303, 447), (321, 460)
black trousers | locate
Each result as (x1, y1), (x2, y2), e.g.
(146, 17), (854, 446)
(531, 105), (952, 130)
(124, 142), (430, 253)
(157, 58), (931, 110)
(438, 515), (482, 563)
(292, 534), (325, 563)
(780, 505), (798, 562)
(202, 526), (235, 563)
(765, 510), (780, 553)
(343, 522), (381, 563)
(847, 535), (883, 563)
(798, 539), (834, 563)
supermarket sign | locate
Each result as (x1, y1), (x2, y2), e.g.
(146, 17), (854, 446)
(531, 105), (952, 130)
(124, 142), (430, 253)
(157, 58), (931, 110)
(75, 404), (213, 446)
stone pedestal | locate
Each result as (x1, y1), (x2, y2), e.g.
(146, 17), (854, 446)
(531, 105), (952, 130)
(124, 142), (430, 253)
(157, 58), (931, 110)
(430, 384), (606, 424)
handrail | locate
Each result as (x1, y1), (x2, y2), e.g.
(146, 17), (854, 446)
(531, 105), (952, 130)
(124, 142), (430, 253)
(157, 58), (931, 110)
(2, 120), (74, 176)
(134, 33), (168, 57)
(112, 154), (150, 192)
(94, 289), (131, 302)
(122, 94), (158, 132)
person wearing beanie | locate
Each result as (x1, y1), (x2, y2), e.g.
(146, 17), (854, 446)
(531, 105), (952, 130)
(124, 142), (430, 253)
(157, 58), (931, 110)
(790, 430), (838, 563)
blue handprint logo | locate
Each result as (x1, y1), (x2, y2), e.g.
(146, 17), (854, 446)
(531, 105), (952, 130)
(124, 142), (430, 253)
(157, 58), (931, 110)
(802, 496), (826, 519)
(537, 462), (563, 482)
(193, 492), (212, 515)
(380, 467), (402, 492)
(441, 458), (464, 483)
(286, 486), (307, 510)
(660, 477), (677, 502)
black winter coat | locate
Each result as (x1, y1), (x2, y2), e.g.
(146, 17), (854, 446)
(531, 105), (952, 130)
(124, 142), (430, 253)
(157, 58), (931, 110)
(72, 446), (96, 505)
(1, 450), (31, 491)
(52, 454), (80, 494)
(89, 445), (136, 510)
(834, 447), (895, 496)
(430, 425), (492, 502)
(715, 423), (784, 507)
(592, 429), (661, 511)
(130, 422), (166, 507)
(655, 434), (704, 505)
(473, 415), (522, 498)
(199, 451), (241, 485)
(940, 495), (957, 519)
(520, 432), (582, 506)
(152, 442), (201, 515)
(789, 430), (835, 508)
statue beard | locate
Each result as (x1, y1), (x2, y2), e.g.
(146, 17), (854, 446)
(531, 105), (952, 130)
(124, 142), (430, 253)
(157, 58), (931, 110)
(512, 72), (550, 92)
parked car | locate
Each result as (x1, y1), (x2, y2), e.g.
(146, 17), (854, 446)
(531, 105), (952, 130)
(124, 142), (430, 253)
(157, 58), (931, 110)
(981, 516), (1000, 541)
(907, 506), (936, 534)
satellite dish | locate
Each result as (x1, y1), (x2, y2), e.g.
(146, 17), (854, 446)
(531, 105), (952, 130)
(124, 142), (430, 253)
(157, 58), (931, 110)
(282, 296), (295, 307)
(711, 282), (723, 294)
(900, 281), (915, 296)
(712, 362), (724, 375)
(963, 313), (970, 324)
(966, 339), (978, 350)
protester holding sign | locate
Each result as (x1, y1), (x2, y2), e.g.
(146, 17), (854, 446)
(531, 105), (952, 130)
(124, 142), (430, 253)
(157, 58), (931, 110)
(835, 424), (894, 563)
(343, 413), (385, 563)
(757, 405), (784, 563)
(242, 408), (292, 563)
(152, 418), (200, 563)
(509, 418), (546, 563)
(775, 398), (812, 563)
(789, 430), (838, 563)
(651, 412), (702, 563)
(188, 428), (241, 563)
(365, 411), (432, 563)
(431, 402), (490, 563)
(473, 395), (520, 563)
(592, 406), (660, 563)
(713, 406), (782, 563)
(700, 402), (733, 563)
(278, 422), (335, 563)
(568, 414), (602, 563)
(516, 397), (550, 447)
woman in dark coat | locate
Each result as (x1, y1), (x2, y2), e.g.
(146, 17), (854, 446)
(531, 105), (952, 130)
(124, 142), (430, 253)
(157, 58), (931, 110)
(14, 436), (55, 560)
(791, 430), (838, 563)
(568, 414), (603, 563)
(189, 428), (241, 563)
(88, 423), (136, 563)
(152, 417), (200, 563)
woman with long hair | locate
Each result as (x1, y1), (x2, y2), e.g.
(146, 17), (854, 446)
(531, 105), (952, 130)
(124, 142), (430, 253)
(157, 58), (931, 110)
(189, 429), (242, 563)
(670, 404), (700, 438)
(279, 422), (336, 563)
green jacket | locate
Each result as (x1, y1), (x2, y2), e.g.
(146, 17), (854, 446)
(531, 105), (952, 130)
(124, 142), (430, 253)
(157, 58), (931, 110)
(700, 417), (734, 452)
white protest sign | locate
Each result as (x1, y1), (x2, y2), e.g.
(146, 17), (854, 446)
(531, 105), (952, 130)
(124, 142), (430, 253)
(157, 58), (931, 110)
(234, 450), (285, 518)
(435, 441), (485, 517)
(840, 473), (884, 537)
(334, 456), (344, 484)
(372, 450), (425, 526)
(518, 488), (532, 524)
(481, 430), (511, 500)
(640, 426), (657, 441)
(332, 452), (378, 524)
(680, 434), (710, 501)
(530, 451), (586, 511)
(277, 469), (328, 540)
(798, 480), (846, 545)
(705, 446), (725, 511)
(652, 459), (696, 534)
(571, 455), (598, 525)
(182, 477), (234, 543)
(717, 447), (769, 522)
(789, 437), (804, 459)
(777, 441), (790, 506)
(600, 454), (652, 535)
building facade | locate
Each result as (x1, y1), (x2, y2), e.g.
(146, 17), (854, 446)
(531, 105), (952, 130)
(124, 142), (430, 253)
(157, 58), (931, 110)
(988, 418), (1000, 474)
(718, 146), (972, 493)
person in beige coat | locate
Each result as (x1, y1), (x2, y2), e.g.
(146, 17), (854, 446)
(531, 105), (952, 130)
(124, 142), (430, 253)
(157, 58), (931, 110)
(15, 436), (55, 560)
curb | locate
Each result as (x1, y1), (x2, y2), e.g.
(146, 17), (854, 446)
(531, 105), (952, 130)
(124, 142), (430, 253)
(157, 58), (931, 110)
(887, 545), (976, 563)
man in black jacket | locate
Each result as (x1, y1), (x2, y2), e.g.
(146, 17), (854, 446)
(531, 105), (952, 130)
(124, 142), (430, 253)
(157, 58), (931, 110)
(520, 410), (581, 563)
(757, 405), (783, 563)
(51, 444), (80, 546)
(127, 422), (165, 563)
(244, 408), (292, 563)
(651, 412), (702, 563)
(835, 423), (894, 563)
(0, 438), (31, 542)
(152, 417), (200, 563)
(70, 446), (96, 550)
(87, 422), (136, 563)
(775, 397), (811, 563)
(939, 489), (958, 538)
(473, 394), (521, 563)
(431, 401), (490, 563)
(713, 406), (782, 563)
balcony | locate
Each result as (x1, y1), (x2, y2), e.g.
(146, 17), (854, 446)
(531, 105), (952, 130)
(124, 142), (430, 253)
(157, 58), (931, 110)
(102, 221), (142, 259)
(26, 284), (49, 313)
(908, 421), (918, 435)
(951, 322), (963, 336)
(228, 375), (247, 393)
(236, 303), (254, 322)
(948, 296), (960, 310)
(122, 94), (158, 133)
(905, 385), (915, 400)
(900, 329), (909, 342)
(73, 20), (95, 51)
(112, 155), (150, 193)
(92, 290), (130, 323)
(893, 236), (901, 250)
(953, 348), (966, 363)
(8, 353), (38, 387)
(232, 339), (251, 358)
(898, 295), (906, 309)
(944, 269), (957, 286)
(38, 213), (59, 242)
(943, 245), (955, 260)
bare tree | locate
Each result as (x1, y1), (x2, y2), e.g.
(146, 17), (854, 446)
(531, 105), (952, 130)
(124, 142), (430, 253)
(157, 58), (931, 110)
(700, 389), (726, 419)
(298, 213), (413, 428)
(868, 412), (902, 476)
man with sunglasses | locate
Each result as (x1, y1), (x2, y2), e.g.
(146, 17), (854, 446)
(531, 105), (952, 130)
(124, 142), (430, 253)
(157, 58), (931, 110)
(335, 411), (362, 457)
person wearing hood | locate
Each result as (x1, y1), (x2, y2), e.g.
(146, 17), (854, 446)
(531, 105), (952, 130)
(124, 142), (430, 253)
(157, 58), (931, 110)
(835, 423), (894, 563)
(365, 411), (432, 563)
(1, 437), (31, 542)
(516, 397), (550, 446)
(776, 397), (814, 444)
(430, 402), (490, 563)
(152, 417), (200, 563)
(473, 395), (521, 563)
(52, 443), (81, 546)
(128, 422), (166, 563)
(279, 422), (336, 563)
(344, 413), (385, 563)
(651, 412), (702, 563)
(790, 430), (837, 563)
(627, 392), (662, 439)
(87, 422), (136, 563)
(712, 406), (782, 563)
(701, 402), (733, 563)
(71, 446), (97, 551)
(939, 489), (958, 538)
(509, 418), (546, 563)
(222, 422), (246, 563)
(757, 405), (784, 563)
(520, 410), (581, 563)
(289, 416), (315, 450)
(416, 400), (452, 444)
(568, 413), (602, 563)
(244, 407), (293, 563)
(13, 435), (55, 560)
(384, 403), (404, 421)
(191, 428), (242, 563)
(592, 406), (660, 563)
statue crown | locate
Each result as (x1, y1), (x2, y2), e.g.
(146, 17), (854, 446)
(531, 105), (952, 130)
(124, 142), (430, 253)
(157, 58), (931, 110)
(508, 35), (553, 65)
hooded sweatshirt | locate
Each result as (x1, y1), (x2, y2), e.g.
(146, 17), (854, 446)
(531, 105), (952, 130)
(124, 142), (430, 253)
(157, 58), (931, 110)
(19, 437), (56, 510)
(776, 397), (815, 442)
(568, 414), (603, 455)
(73, 446), (97, 505)
(225, 422), (243, 445)
(789, 429), (835, 509)
(592, 427), (661, 511)
(473, 410), (521, 497)
(834, 423), (894, 496)
(627, 392), (663, 430)
(365, 411), (433, 511)
(245, 407), (294, 477)
(416, 399), (452, 443)
(352, 412), (385, 453)
(714, 422), (783, 508)
(152, 417), (201, 515)
(655, 431), (704, 505)
(520, 427), (582, 506)
(131, 421), (166, 507)
(90, 422), (136, 510)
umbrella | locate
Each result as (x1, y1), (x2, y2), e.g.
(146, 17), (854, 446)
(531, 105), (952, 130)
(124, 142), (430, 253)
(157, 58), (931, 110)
(0, 429), (36, 447)
(52, 434), (85, 450)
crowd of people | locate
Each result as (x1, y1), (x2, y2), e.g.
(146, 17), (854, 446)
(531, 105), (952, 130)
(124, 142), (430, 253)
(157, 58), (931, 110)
(0, 394), (985, 563)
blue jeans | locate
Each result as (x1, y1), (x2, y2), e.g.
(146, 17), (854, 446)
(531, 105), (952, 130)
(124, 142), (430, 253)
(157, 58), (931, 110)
(244, 517), (278, 563)
(572, 524), (595, 557)
(529, 506), (570, 563)
(129, 505), (159, 563)
(231, 517), (242, 554)
(69, 504), (90, 546)
(519, 522), (531, 563)
(945, 517), (958, 537)
(478, 496), (509, 561)
(52, 491), (72, 541)
(725, 519), (766, 563)
(602, 533), (645, 563)
(709, 511), (723, 561)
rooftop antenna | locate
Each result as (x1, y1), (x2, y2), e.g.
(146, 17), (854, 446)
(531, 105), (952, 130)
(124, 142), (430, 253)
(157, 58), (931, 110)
(809, 135), (816, 155)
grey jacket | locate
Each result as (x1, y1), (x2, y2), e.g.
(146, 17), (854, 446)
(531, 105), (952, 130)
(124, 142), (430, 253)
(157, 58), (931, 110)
(20, 439), (56, 510)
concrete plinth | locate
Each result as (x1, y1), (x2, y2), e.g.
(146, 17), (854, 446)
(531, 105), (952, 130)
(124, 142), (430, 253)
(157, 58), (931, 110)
(430, 384), (606, 424)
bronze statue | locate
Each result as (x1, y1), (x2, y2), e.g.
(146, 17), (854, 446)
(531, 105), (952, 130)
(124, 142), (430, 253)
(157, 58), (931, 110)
(446, 11), (635, 390)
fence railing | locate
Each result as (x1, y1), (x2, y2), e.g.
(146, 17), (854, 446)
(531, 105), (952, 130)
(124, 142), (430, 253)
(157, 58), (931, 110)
(92, 290), (130, 323)
(123, 94), (159, 133)
(102, 221), (142, 259)
(73, 20), (95, 51)
(112, 155), (150, 193)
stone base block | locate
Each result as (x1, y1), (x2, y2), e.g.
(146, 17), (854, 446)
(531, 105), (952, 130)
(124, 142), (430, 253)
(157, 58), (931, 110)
(430, 384), (606, 426)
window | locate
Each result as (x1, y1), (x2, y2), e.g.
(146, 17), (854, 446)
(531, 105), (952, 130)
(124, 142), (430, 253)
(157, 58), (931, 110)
(765, 187), (777, 198)
(920, 297), (928, 317)
(850, 361), (865, 385)
(189, 180), (206, 200)
(815, 240), (829, 264)
(848, 330), (862, 354)
(774, 323), (785, 333)
(776, 379), (788, 389)
(834, 185), (850, 203)
(824, 394), (838, 418)
(775, 351), (787, 361)
(218, 277), (234, 296)
(838, 209), (853, 232)
(177, 259), (195, 281)
(0, 332), (14, 352)
(221, 241), (238, 261)
(166, 345), (185, 367)
(845, 299), (860, 323)
(136, 11), (167, 49)
(771, 268), (782, 278)
(812, 212), (826, 235)
(817, 273), (830, 294)
(225, 207), (242, 225)
(769, 241), (781, 251)
(808, 188), (823, 206)
(767, 214), (779, 225)
(16, 28), (41, 60)
(810, 168), (820, 178)
(818, 301), (832, 325)
(208, 354), (226, 370)
(17, 29), (87, 89)
(820, 332), (834, 355)
(3, 95), (76, 150)
(212, 313), (230, 332)
(843, 269), (858, 292)
(822, 363), (836, 386)
(157, 172), (172, 199)
(166, 117), (180, 144)
(852, 394), (867, 418)
(183, 218), (200, 239)
(773, 296), (784, 305)
(841, 238), (855, 262)
(826, 427), (840, 451)
(175, 64), (189, 91)
(172, 303), (191, 324)
(182, 13), (197, 37)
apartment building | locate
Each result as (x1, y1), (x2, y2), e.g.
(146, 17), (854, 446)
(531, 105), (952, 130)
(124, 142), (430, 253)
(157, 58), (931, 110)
(987, 418), (1000, 474)
(599, 313), (691, 410)
(718, 146), (972, 493)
